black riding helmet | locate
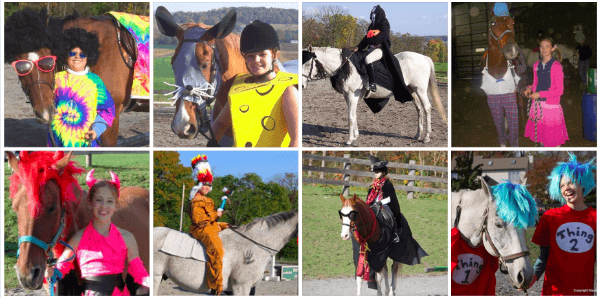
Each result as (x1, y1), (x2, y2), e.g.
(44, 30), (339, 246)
(240, 20), (279, 53)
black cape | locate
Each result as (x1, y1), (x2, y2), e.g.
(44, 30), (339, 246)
(352, 179), (428, 289)
(354, 5), (413, 106)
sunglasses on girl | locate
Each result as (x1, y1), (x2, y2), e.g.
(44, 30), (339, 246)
(68, 51), (87, 59)
(12, 56), (57, 76)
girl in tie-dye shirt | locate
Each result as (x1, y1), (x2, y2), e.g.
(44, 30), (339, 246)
(49, 28), (115, 147)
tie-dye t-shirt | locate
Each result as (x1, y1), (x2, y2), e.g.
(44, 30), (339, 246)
(49, 71), (115, 147)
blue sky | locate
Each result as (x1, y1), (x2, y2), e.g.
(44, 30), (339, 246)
(154, 2), (298, 13)
(177, 151), (298, 181)
(303, 2), (448, 36)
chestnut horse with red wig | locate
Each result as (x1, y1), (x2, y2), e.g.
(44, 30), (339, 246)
(6, 151), (149, 294)
(155, 6), (248, 143)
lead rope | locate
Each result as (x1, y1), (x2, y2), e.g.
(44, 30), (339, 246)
(527, 97), (543, 146)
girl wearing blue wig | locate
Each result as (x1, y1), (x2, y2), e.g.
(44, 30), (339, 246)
(525, 153), (596, 295)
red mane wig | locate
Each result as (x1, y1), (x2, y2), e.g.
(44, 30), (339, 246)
(9, 151), (85, 218)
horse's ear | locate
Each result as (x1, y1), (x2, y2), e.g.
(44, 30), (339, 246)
(521, 177), (527, 185)
(340, 194), (346, 202)
(54, 151), (73, 174)
(308, 44), (313, 52)
(479, 176), (493, 200)
(6, 152), (19, 174)
(206, 10), (237, 40)
(155, 6), (180, 37)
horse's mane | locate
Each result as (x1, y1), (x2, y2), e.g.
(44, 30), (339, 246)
(547, 153), (596, 203)
(9, 152), (85, 218)
(492, 181), (537, 229)
(4, 9), (64, 62)
(330, 48), (351, 94)
(238, 210), (297, 233)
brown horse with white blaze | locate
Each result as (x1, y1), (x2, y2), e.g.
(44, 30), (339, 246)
(4, 9), (139, 147)
(7, 151), (149, 294)
(155, 6), (247, 142)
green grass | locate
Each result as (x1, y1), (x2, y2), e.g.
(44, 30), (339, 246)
(434, 62), (448, 83)
(4, 153), (149, 289)
(154, 44), (177, 50)
(302, 184), (447, 279)
(154, 56), (175, 101)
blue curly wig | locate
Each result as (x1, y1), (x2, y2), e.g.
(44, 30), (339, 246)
(547, 153), (596, 204)
(492, 181), (538, 229)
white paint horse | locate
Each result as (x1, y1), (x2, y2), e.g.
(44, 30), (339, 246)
(340, 194), (401, 296)
(521, 44), (578, 69)
(153, 210), (297, 295)
(451, 177), (535, 290)
(302, 46), (447, 146)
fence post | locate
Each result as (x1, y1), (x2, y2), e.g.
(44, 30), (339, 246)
(320, 151), (326, 179)
(342, 154), (350, 197)
(307, 152), (313, 178)
(86, 152), (92, 167)
(407, 160), (416, 199)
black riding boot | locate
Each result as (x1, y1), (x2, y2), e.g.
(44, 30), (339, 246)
(366, 63), (377, 92)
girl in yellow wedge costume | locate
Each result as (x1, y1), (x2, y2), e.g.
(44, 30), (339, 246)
(212, 20), (299, 147)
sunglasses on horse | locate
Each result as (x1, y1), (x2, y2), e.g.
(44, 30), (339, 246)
(339, 210), (357, 221)
(12, 56), (57, 76)
(68, 51), (87, 59)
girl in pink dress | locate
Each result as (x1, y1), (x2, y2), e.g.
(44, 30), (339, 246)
(46, 170), (149, 296)
(523, 37), (569, 147)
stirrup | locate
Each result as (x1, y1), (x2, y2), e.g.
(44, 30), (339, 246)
(393, 233), (400, 243)
(369, 83), (377, 92)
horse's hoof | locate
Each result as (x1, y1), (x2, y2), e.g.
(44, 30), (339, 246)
(423, 137), (431, 143)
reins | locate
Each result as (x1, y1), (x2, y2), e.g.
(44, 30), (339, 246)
(303, 50), (355, 87)
(228, 226), (280, 255)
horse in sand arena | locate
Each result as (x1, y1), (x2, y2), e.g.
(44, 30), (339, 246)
(302, 45), (447, 146)
(153, 210), (298, 295)
(7, 151), (149, 295)
(4, 8), (148, 146)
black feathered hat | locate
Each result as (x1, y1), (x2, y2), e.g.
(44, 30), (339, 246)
(240, 20), (280, 53)
(368, 155), (388, 172)
(58, 28), (101, 67)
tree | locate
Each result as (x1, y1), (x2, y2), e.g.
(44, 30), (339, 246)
(451, 152), (482, 191)
(153, 151), (194, 229)
(272, 173), (299, 208)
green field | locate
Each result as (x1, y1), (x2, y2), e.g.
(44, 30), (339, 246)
(154, 56), (176, 102)
(4, 153), (149, 289)
(435, 62), (448, 83)
(302, 184), (448, 279)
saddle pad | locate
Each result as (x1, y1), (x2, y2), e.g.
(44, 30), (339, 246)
(159, 229), (208, 262)
(107, 12), (150, 99)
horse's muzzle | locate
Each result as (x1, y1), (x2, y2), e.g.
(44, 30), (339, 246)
(34, 106), (54, 124)
(15, 263), (45, 290)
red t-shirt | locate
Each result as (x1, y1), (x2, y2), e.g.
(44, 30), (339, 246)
(532, 205), (596, 296)
(451, 227), (499, 295)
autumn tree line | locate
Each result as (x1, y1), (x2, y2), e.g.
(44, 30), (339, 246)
(451, 151), (596, 204)
(4, 2), (149, 19)
(154, 151), (298, 260)
(154, 7), (298, 45)
(303, 5), (447, 63)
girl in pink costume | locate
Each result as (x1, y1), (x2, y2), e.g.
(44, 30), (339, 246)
(46, 170), (149, 295)
(523, 37), (569, 147)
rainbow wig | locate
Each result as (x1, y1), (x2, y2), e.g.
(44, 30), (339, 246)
(492, 180), (538, 229)
(547, 153), (596, 204)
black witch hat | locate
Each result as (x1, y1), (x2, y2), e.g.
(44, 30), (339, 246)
(368, 155), (388, 171)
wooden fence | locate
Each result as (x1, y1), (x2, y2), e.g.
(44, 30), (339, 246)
(302, 153), (448, 198)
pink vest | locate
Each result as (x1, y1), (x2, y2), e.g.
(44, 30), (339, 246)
(78, 222), (127, 278)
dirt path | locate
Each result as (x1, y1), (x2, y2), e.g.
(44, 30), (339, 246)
(3, 65), (149, 147)
(155, 278), (298, 296)
(302, 79), (448, 147)
(302, 274), (447, 296)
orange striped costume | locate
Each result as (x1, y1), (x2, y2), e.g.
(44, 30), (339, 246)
(190, 193), (229, 295)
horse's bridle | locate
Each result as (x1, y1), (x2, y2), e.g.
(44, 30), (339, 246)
(302, 53), (328, 87)
(19, 67), (56, 102)
(489, 17), (515, 48)
(339, 209), (358, 229)
(17, 208), (67, 264)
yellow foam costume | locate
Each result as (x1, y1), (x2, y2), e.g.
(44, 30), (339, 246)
(228, 71), (298, 147)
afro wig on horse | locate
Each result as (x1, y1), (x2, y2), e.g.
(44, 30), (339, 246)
(4, 8), (63, 63)
(547, 153), (596, 204)
(492, 180), (538, 229)
(58, 28), (101, 66)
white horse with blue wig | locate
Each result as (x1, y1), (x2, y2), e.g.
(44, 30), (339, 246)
(452, 177), (537, 291)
